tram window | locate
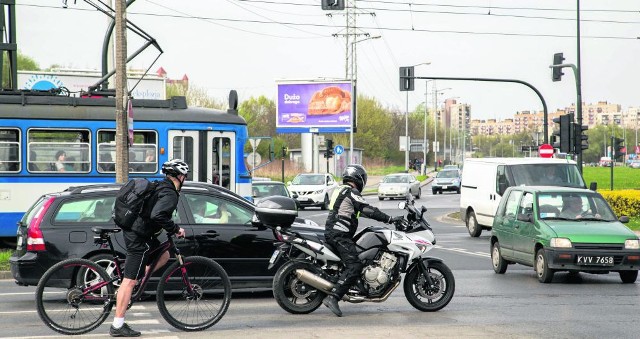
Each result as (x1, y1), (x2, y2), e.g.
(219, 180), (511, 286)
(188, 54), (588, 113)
(172, 136), (194, 176)
(97, 130), (158, 173)
(0, 128), (20, 173)
(28, 129), (90, 173)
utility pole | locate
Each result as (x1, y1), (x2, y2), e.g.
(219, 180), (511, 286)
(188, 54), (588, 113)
(115, 0), (129, 183)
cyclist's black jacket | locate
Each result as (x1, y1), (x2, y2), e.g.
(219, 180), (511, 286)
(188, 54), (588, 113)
(324, 185), (392, 237)
(131, 178), (180, 237)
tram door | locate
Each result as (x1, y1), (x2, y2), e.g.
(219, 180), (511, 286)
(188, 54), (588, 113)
(206, 132), (235, 192)
(168, 131), (199, 181)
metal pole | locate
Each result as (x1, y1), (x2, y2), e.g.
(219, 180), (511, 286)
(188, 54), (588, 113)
(576, 0), (583, 174)
(115, 0), (129, 183)
(423, 81), (428, 174)
(405, 90), (410, 171)
(610, 136), (614, 190)
(433, 81), (437, 170)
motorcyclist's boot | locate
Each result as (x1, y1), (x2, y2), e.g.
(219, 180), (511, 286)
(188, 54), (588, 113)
(322, 295), (343, 317)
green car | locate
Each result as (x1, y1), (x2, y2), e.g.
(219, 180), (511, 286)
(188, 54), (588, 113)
(490, 186), (640, 283)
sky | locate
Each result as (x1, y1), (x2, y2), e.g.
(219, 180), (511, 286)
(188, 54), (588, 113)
(15, 0), (640, 121)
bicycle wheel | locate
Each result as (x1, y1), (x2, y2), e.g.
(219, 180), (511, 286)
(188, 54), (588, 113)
(157, 256), (231, 331)
(36, 258), (115, 335)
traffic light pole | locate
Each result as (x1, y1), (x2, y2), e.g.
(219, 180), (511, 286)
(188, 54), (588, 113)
(550, 62), (582, 173)
(610, 136), (614, 191)
(405, 76), (549, 144)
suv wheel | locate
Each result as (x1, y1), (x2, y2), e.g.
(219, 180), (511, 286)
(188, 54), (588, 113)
(321, 195), (329, 210)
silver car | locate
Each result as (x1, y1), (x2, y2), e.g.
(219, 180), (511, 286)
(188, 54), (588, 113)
(378, 173), (421, 200)
(432, 169), (461, 194)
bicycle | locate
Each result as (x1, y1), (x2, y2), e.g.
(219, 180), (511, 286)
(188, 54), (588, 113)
(35, 226), (232, 335)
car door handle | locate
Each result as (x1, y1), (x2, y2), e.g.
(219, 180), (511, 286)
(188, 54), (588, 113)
(199, 230), (220, 239)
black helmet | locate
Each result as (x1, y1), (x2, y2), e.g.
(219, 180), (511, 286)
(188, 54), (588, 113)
(162, 159), (189, 177)
(342, 164), (367, 192)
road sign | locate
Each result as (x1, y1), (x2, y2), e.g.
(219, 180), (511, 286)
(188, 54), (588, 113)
(539, 143), (554, 158)
(247, 152), (262, 168)
(334, 145), (344, 155)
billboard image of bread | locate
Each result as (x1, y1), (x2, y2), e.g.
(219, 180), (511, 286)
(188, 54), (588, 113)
(276, 82), (352, 131)
(307, 86), (351, 115)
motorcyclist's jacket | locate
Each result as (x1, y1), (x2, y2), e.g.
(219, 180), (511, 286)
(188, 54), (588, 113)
(131, 178), (180, 237)
(325, 185), (392, 237)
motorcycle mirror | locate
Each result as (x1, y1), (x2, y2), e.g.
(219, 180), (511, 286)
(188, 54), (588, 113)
(421, 206), (427, 214)
(398, 201), (406, 209)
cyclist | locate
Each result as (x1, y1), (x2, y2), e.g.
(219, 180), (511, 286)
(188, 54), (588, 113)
(110, 159), (188, 337)
(322, 164), (402, 317)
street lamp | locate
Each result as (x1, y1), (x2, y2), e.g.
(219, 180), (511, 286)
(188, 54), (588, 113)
(404, 62), (430, 172)
(350, 35), (381, 165)
(432, 87), (450, 169)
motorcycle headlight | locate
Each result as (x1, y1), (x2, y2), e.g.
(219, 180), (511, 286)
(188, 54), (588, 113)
(415, 243), (428, 253)
(550, 237), (572, 248)
(625, 239), (640, 249)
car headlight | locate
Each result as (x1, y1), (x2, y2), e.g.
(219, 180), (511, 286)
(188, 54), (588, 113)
(625, 239), (640, 249)
(550, 238), (572, 248)
(313, 189), (324, 194)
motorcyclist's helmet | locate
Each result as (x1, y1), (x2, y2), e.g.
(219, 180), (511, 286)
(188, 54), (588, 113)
(342, 164), (367, 192)
(162, 159), (190, 177)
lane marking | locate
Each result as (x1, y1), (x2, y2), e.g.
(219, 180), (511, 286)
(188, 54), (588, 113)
(433, 245), (490, 258)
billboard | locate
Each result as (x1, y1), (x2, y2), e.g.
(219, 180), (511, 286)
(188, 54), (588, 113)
(276, 81), (352, 133)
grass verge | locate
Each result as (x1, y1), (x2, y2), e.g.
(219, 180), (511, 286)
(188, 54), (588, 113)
(0, 250), (12, 271)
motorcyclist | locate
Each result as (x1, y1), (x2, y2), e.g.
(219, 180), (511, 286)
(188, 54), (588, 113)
(322, 164), (403, 317)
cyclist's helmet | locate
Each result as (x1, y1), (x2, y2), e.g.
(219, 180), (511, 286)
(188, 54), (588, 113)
(342, 164), (367, 192)
(162, 159), (189, 177)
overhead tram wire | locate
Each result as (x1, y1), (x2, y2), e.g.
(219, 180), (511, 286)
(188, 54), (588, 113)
(17, 3), (639, 41)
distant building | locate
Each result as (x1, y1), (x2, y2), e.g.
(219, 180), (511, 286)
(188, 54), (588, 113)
(157, 67), (189, 89)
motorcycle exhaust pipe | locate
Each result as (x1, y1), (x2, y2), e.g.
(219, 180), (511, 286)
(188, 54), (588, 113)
(294, 269), (334, 292)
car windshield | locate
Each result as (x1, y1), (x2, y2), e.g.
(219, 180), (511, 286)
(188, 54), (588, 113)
(437, 170), (459, 179)
(537, 192), (617, 222)
(383, 175), (409, 183)
(509, 164), (585, 188)
(292, 175), (325, 185)
(253, 184), (288, 198)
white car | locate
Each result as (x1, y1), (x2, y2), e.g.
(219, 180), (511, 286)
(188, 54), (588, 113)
(287, 173), (338, 210)
(378, 173), (421, 200)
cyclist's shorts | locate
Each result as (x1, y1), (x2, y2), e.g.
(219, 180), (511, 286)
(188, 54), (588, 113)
(122, 229), (161, 280)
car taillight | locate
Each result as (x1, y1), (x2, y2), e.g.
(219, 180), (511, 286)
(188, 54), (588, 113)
(27, 197), (55, 252)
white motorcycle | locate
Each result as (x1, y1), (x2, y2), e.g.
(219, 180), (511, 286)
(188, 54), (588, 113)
(255, 196), (455, 314)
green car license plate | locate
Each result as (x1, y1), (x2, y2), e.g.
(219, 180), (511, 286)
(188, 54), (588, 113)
(576, 255), (614, 266)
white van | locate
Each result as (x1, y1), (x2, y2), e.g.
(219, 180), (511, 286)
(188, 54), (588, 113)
(459, 158), (588, 237)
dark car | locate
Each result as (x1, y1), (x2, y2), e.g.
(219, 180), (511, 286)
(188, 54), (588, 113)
(10, 182), (323, 291)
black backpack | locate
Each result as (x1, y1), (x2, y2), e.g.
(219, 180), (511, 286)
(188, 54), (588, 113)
(112, 178), (159, 230)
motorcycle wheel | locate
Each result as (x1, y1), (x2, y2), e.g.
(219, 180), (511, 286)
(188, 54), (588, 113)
(273, 261), (325, 314)
(403, 261), (455, 312)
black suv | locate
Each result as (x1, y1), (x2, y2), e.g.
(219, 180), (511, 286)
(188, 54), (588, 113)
(10, 182), (323, 290)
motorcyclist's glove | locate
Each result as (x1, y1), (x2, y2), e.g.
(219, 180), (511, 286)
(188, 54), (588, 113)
(388, 216), (404, 224)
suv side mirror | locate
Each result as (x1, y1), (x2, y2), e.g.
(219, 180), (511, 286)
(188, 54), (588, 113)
(619, 216), (629, 223)
(517, 213), (532, 222)
(286, 181), (292, 186)
(589, 182), (597, 191)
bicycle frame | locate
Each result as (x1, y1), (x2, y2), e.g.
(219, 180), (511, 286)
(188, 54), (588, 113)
(87, 230), (191, 304)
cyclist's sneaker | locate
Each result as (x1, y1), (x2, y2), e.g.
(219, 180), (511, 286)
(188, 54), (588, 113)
(110, 323), (141, 337)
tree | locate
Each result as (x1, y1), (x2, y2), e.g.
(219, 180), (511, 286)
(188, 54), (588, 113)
(166, 83), (224, 109)
(1, 51), (40, 88)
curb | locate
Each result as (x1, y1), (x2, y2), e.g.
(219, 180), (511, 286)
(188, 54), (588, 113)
(0, 271), (12, 280)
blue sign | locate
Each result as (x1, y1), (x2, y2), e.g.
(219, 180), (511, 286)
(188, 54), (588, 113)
(334, 145), (344, 155)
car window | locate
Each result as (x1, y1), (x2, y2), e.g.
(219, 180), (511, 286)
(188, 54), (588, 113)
(538, 192), (617, 221)
(253, 184), (288, 198)
(185, 193), (252, 225)
(504, 190), (522, 218)
(292, 175), (324, 185)
(436, 170), (459, 179)
(54, 196), (116, 223)
(517, 193), (534, 216)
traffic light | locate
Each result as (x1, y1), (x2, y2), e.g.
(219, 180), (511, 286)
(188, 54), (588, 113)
(281, 146), (288, 159)
(324, 139), (334, 158)
(614, 137), (625, 161)
(321, 0), (345, 10)
(552, 52), (565, 82)
(399, 66), (415, 91)
(573, 123), (588, 154)
(552, 113), (572, 153)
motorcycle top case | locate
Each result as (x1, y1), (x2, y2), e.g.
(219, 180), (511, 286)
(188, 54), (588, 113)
(253, 196), (298, 228)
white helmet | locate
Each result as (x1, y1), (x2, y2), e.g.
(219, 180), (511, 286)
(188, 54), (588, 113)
(162, 159), (189, 177)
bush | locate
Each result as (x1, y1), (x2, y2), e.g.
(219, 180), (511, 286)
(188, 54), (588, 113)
(599, 190), (640, 218)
